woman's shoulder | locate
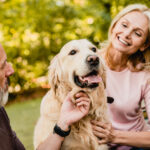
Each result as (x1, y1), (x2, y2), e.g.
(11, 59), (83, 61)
(106, 65), (149, 83)
(142, 70), (150, 83)
(136, 69), (150, 78)
(125, 69), (150, 86)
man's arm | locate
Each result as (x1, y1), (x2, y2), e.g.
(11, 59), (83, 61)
(37, 132), (64, 150)
(37, 92), (90, 150)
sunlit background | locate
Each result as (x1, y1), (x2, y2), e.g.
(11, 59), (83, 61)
(1, 0), (149, 149)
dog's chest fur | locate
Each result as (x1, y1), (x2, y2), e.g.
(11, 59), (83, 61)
(53, 87), (109, 150)
(62, 118), (108, 150)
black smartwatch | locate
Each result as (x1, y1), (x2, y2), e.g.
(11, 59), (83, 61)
(53, 124), (71, 137)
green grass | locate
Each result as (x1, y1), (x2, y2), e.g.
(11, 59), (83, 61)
(5, 98), (42, 150)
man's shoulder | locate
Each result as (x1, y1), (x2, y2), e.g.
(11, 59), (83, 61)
(0, 106), (10, 123)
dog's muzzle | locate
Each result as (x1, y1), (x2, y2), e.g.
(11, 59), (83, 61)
(74, 55), (102, 89)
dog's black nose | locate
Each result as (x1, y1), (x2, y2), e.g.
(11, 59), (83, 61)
(86, 55), (99, 67)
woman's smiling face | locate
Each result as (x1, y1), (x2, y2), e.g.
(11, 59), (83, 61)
(111, 11), (149, 55)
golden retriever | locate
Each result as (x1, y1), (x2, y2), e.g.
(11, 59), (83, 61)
(34, 39), (109, 150)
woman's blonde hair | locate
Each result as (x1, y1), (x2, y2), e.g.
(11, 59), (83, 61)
(105, 4), (150, 71)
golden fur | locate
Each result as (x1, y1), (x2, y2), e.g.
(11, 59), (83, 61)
(34, 39), (109, 150)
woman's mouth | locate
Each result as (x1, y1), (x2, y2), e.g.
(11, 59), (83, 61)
(117, 36), (131, 46)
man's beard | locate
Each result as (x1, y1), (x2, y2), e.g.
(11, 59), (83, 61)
(0, 86), (9, 106)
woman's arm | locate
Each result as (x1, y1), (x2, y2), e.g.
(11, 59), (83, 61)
(91, 121), (150, 148)
(37, 92), (90, 150)
(112, 130), (150, 148)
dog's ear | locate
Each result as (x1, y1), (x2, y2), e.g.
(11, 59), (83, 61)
(48, 55), (62, 93)
(100, 57), (106, 88)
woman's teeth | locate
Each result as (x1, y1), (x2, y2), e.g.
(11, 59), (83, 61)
(118, 37), (130, 46)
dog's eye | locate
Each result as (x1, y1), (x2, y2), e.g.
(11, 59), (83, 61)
(69, 50), (77, 55)
(91, 47), (97, 53)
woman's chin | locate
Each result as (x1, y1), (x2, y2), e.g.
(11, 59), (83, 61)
(112, 44), (129, 54)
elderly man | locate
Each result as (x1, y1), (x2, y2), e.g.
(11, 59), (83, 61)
(0, 45), (25, 150)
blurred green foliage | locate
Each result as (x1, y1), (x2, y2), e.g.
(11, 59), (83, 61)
(0, 0), (149, 94)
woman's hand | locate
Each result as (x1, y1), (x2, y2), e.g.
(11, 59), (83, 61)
(57, 92), (90, 131)
(91, 120), (114, 144)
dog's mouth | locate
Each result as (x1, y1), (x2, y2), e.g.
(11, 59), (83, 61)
(74, 70), (102, 88)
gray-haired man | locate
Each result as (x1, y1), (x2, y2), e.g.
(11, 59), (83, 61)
(0, 45), (25, 150)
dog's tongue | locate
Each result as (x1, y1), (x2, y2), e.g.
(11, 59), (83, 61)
(80, 75), (102, 84)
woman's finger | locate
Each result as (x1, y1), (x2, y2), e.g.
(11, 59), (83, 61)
(98, 139), (107, 144)
(92, 125), (106, 134)
(91, 120), (109, 129)
(93, 130), (106, 138)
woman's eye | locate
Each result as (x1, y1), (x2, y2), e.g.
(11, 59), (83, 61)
(122, 23), (127, 28)
(69, 50), (77, 55)
(91, 47), (97, 52)
(135, 31), (141, 37)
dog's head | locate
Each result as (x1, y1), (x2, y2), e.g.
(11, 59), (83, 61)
(49, 39), (106, 95)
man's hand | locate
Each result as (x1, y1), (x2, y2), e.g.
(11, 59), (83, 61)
(57, 92), (90, 131)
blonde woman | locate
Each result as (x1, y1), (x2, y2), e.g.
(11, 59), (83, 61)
(92, 4), (150, 150)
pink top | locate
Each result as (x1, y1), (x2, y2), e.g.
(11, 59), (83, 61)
(106, 67), (150, 132)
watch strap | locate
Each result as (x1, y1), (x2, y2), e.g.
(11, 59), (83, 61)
(53, 124), (71, 137)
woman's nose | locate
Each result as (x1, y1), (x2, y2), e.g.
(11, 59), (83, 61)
(124, 29), (132, 39)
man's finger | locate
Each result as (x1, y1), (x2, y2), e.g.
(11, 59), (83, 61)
(75, 92), (88, 98)
(75, 97), (90, 103)
(76, 101), (89, 107)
